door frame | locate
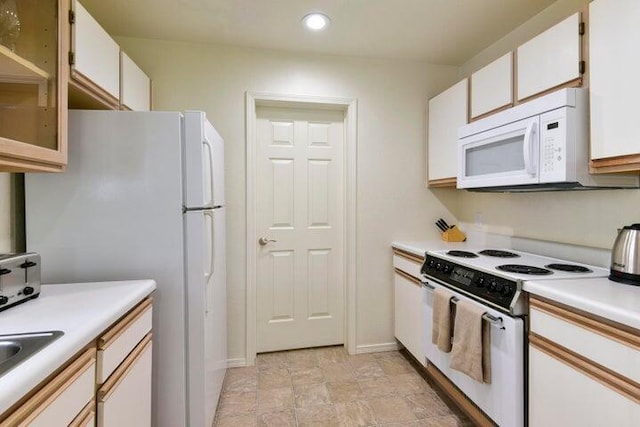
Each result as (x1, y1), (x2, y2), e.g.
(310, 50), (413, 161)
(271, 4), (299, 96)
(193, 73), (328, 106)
(245, 92), (357, 364)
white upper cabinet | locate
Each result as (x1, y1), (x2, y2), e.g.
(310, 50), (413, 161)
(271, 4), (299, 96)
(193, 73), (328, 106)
(517, 12), (582, 101)
(589, 0), (640, 170)
(427, 79), (468, 185)
(71, 0), (120, 106)
(470, 52), (513, 119)
(121, 51), (151, 111)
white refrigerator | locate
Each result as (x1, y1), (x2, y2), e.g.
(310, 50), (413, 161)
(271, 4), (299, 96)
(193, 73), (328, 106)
(24, 110), (227, 427)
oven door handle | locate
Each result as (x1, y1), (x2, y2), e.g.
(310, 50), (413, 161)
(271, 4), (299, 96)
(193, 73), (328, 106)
(422, 277), (505, 330)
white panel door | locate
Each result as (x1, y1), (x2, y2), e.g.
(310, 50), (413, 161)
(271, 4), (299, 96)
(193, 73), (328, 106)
(470, 52), (513, 119)
(590, 0), (640, 160)
(256, 106), (345, 352)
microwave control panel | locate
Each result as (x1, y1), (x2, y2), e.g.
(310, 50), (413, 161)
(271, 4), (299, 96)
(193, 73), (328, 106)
(540, 111), (568, 181)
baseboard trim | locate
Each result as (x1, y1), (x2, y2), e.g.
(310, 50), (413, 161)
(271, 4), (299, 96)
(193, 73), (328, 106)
(227, 358), (248, 368)
(356, 342), (402, 354)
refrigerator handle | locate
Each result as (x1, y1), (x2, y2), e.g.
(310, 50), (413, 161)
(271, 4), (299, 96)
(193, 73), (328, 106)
(204, 210), (215, 284)
(202, 138), (216, 207)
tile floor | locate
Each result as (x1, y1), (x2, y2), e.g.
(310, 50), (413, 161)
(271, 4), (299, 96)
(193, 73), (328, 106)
(213, 346), (473, 427)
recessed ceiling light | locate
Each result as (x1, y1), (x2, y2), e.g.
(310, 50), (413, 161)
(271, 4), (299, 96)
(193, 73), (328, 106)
(302, 13), (331, 31)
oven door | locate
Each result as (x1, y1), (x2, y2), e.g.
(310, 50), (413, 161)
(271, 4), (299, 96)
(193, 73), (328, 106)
(458, 115), (540, 189)
(422, 277), (525, 427)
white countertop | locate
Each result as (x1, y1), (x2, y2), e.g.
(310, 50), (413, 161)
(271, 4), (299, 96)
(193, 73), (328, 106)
(0, 280), (156, 414)
(393, 239), (639, 330)
(524, 278), (640, 330)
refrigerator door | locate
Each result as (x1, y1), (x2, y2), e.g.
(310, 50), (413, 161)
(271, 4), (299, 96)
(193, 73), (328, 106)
(184, 208), (226, 427)
(183, 111), (225, 209)
(25, 110), (188, 427)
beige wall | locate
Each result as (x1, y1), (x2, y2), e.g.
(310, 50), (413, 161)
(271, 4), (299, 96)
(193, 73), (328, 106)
(116, 37), (460, 360)
(457, 0), (640, 249)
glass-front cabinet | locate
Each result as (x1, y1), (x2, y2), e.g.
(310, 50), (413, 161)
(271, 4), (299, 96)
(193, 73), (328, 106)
(0, 0), (68, 172)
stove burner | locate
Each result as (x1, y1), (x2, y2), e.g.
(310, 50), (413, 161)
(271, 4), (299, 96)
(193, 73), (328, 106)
(496, 264), (553, 275)
(479, 249), (520, 258)
(446, 250), (478, 258)
(545, 263), (592, 273)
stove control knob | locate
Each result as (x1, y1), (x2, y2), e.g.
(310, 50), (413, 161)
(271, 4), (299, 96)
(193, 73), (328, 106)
(475, 277), (485, 287)
(0, 296), (8, 305)
(443, 264), (451, 273)
(435, 262), (443, 271)
(501, 285), (512, 297)
(427, 259), (435, 268)
(488, 280), (498, 292)
(23, 287), (34, 296)
(494, 282), (504, 293)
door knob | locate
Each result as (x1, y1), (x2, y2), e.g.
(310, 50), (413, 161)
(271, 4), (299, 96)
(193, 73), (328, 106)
(258, 237), (277, 246)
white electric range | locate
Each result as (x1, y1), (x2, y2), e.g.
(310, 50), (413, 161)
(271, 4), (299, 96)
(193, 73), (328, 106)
(420, 248), (608, 427)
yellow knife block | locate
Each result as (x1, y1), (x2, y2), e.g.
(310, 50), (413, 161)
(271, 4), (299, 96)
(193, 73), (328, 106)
(442, 226), (467, 242)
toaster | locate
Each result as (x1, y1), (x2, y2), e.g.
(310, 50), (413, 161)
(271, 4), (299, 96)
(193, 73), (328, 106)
(0, 252), (41, 312)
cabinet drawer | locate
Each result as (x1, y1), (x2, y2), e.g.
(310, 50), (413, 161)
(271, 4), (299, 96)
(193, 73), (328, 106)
(392, 249), (424, 279)
(97, 334), (153, 427)
(530, 298), (640, 383)
(97, 298), (153, 383)
(1, 348), (96, 427)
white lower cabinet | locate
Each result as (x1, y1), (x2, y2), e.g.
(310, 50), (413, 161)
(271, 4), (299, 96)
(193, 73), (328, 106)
(96, 298), (153, 427)
(97, 335), (153, 427)
(0, 297), (153, 426)
(392, 249), (425, 365)
(0, 348), (96, 427)
(529, 297), (640, 427)
(529, 345), (638, 427)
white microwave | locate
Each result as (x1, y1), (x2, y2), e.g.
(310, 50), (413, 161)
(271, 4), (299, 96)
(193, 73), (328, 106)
(457, 88), (638, 191)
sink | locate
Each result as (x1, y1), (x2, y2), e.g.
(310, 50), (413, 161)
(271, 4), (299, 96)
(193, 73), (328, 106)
(0, 331), (64, 377)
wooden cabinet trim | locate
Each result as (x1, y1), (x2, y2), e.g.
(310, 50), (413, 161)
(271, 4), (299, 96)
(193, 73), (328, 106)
(530, 332), (640, 404)
(468, 103), (514, 123)
(517, 77), (583, 104)
(590, 154), (640, 173)
(392, 248), (425, 264)
(98, 297), (152, 349)
(98, 333), (152, 401)
(69, 399), (95, 427)
(394, 268), (422, 287)
(0, 347), (96, 426)
(69, 70), (120, 109)
(530, 296), (640, 350)
(427, 177), (457, 188)
(425, 364), (497, 426)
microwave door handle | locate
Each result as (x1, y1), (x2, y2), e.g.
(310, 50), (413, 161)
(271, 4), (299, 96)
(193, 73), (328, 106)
(523, 121), (537, 176)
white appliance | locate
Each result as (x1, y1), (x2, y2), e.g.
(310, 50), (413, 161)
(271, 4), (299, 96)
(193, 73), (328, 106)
(457, 88), (639, 191)
(24, 110), (226, 427)
(421, 248), (609, 426)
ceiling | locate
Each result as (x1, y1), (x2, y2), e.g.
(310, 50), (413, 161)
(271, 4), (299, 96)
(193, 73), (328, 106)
(79, 0), (557, 65)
